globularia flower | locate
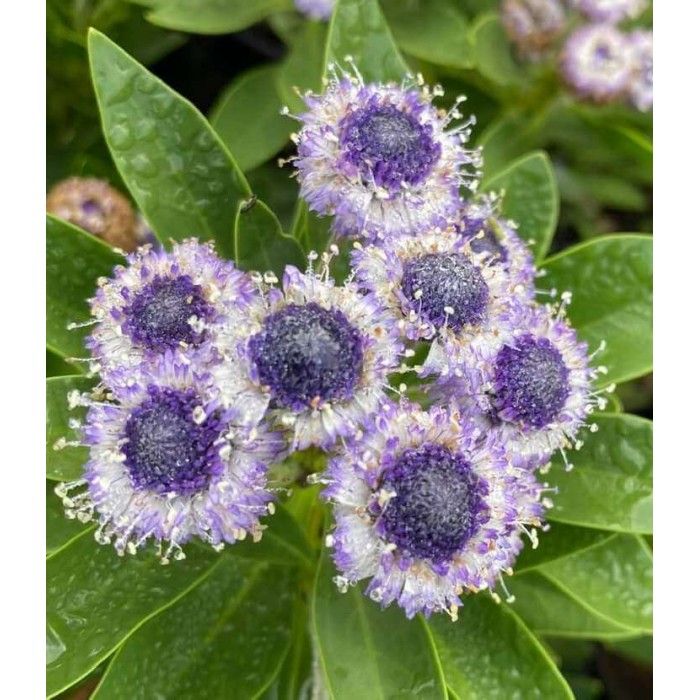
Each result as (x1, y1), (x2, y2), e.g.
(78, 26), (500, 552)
(55, 353), (285, 561)
(211, 262), (402, 450)
(436, 301), (606, 468)
(501, 0), (567, 54)
(560, 24), (634, 102)
(86, 239), (255, 386)
(322, 404), (546, 618)
(46, 177), (139, 251)
(352, 228), (516, 343)
(458, 192), (537, 295)
(572, 0), (648, 23)
(291, 62), (482, 240)
(626, 30), (652, 112)
(294, 0), (334, 21)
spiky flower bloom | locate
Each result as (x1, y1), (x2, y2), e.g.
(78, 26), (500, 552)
(86, 239), (255, 387)
(322, 403), (546, 618)
(560, 24), (634, 102)
(55, 354), (285, 562)
(47, 177), (139, 251)
(501, 0), (567, 54)
(434, 301), (606, 469)
(352, 228), (518, 347)
(626, 30), (652, 112)
(458, 192), (537, 296)
(294, 0), (334, 21)
(211, 262), (402, 451)
(291, 62), (481, 241)
(572, 0), (648, 23)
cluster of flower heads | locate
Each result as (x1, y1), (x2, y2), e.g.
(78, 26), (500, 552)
(501, 0), (652, 111)
(55, 65), (609, 619)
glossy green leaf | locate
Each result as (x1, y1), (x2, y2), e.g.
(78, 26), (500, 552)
(146, 0), (292, 34)
(234, 199), (306, 277)
(548, 414), (653, 534)
(291, 200), (332, 254)
(46, 481), (90, 556)
(210, 64), (292, 173)
(46, 214), (122, 359)
(46, 532), (219, 698)
(326, 0), (409, 82)
(470, 13), (523, 86)
(89, 29), (250, 257)
(477, 115), (533, 180)
(93, 560), (296, 699)
(605, 636), (653, 665)
(481, 152), (559, 261)
(313, 547), (447, 699)
(429, 595), (572, 699)
(508, 572), (639, 640)
(46, 376), (96, 482)
(247, 162), (301, 231)
(538, 535), (652, 633)
(516, 523), (614, 574)
(540, 235), (653, 385)
(382, 0), (473, 68)
(47, 348), (81, 378)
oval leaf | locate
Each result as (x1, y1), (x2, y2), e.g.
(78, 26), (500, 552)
(88, 29), (250, 257)
(540, 235), (653, 385)
(46, 376), (96, 482)
(312, 548), (448, 699)
(429, 594), (573, 699)
(46, 533), (219, 698)
(470, 13), (523, 86)
(210, 64), (292, 173)
(548, 413), (653, 534)
(93, 560), (296, 699)
(325, 0), (409, 82)
(46, 215), (122, 359)
(481, 151), (559, 261)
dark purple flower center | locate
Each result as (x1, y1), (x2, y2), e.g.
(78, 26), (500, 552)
(493, 334), (571, 429)
(401, 253), (489, 330)
(122, 387), (224, 495)
(80, 199), (103, 217)
(339, 104), (441, 190)
(123, 275), (213, 352)
(377, 443), (488, 564)
(250, 302), (364, 410)
(462, 215), (508, 264)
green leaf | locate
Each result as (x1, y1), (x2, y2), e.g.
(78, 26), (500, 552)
(47, 348), (81, 378)
(234, 199), (306, 277)
(312, 546), (448, 699)
(382, 0), (473, 69)
(92, 560), (297, 699)
(247, 162), (301, 232)
(508, 572), (639, 640)
(325, 0), (409, 82)
(515, 523), (614, 574)
(291, 200), (332, 254)
(46, 481), (90, 556)
(537, 535), (652, 633)
(46, 533), (219, 698)
(145, 0), (292, 34)
(605, 636), (653, 665)
(89, 29), (250, 257)
(548, 414), (653, 534)
(481, 151), (559, 261)
(46, 376), (96, 482)
(540, 235), (653, 385)
(470, 13), (523, 86)
(477, 115), (533, 180)
(429, 594), (573, 699)
(210, 64), (292, 173)
(46, 214), (122, 359)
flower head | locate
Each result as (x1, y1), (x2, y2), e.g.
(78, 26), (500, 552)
(292, 62), (481, 241)
(501, 0), (567, 54)
(572, 0), (648, 23)
(626, 30), (652, 112)
(560, 24), (634, 102)
(211, 262), (402, 450)
(55, 353), (285, 561)
(86, 239), (255, 386)
(294, 0), (335, 21)
(322, 403), (546, 618)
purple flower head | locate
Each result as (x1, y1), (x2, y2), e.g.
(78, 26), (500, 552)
(626, 30), (652, 112)
(86, 239), (256, 387)
(291, 61), (482, 241)
(294, 0), (335, 21)
(560, 24), (634, 102)
(54, 353), (286, 561)
(321, 403), (546, 618)
(352, 228), (517, 344)
(501, 0), (567, 54)
(572, 0), (648, 23)
(211, 262), (403, 451)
